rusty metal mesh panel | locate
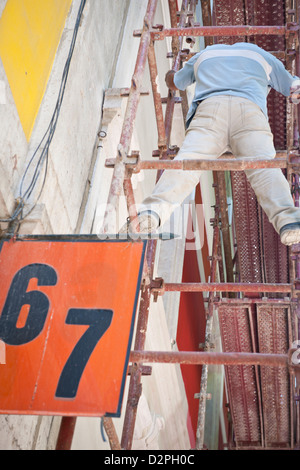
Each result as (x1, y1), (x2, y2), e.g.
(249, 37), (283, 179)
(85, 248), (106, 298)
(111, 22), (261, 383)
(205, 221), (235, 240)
(251, 0), (287, 150)
(214, 0), (292, 449)
(213, 0), (247, 44)
(256, 303), (292, 447)
(212, 0), (293, 449)
(218, 304), (262, 447)
(259, 208), (290, 285)
(230, 172), (263, 283)
(218, 302), (293, 449)
(230, 172), (289, 286)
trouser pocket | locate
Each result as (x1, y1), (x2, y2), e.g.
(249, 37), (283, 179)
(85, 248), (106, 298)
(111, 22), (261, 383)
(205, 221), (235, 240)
(239, 101), (270, 131)
(190, 101), (220, 130)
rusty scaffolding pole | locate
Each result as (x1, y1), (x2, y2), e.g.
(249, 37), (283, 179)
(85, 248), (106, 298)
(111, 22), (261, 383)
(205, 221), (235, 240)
(98, 0), (300, 451)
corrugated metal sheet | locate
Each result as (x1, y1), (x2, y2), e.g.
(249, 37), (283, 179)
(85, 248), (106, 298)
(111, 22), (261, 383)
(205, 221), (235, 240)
(214, 0), (295, 449)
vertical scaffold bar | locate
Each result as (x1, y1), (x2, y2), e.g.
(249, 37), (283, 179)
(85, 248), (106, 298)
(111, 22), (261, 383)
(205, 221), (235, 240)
(148, 41), (167, 150)
(102, 417), (122, 450)
(102, 0), (158, 234)
(120, 1), (159, 449)
(121, 239), (157, 449)
(121, 0), (197, 450)
(156, 0), (189, 185)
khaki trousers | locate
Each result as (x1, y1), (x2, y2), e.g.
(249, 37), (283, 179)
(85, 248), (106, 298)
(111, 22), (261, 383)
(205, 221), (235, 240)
(139, 95), (300, 233)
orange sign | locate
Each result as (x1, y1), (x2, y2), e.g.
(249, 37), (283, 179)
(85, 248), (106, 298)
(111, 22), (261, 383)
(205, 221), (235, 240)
(0, 236), (146, 417)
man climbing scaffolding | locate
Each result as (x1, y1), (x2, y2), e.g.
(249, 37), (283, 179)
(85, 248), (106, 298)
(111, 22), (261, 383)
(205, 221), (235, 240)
(120, 42), (300, 246)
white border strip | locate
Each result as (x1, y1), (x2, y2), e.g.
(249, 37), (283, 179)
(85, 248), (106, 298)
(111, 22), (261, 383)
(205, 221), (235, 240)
(194, 49), (272, 80)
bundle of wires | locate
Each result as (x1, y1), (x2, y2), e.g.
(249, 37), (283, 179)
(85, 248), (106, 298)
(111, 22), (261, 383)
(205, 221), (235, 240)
(0, 0), (86, 225)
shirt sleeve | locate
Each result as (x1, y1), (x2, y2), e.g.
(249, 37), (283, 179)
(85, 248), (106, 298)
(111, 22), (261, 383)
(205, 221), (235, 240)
(266, 51), (300, 96)
(173, 53), (200, 91)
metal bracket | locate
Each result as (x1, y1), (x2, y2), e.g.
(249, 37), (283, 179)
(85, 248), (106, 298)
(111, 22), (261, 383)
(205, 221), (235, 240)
(150, 277), (165, 302)
(105, 151), (141, 174)
(152, 145), (180, 158)
(285, 22), (300, 37)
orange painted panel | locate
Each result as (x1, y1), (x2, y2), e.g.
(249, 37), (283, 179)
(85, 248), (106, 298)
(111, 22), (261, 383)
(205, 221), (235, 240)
(0, 237), (146, 417)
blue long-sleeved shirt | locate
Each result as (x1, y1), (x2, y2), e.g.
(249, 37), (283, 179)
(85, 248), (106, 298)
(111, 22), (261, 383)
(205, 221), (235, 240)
(173, 42), (300, 128)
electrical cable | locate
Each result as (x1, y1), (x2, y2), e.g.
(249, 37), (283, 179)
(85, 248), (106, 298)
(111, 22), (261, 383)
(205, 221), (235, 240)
(0, 0), (86, 224)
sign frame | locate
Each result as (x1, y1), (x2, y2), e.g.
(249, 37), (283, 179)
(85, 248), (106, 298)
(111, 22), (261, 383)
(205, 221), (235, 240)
(0, 235), (147, 418)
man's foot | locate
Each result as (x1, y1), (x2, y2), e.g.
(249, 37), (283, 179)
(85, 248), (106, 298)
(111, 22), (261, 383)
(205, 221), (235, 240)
(119, 212), (159, 235)
(280, 223), (300, 246)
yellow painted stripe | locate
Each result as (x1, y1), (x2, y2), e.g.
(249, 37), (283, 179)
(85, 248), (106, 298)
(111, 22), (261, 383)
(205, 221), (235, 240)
(0, 0), (73, 140)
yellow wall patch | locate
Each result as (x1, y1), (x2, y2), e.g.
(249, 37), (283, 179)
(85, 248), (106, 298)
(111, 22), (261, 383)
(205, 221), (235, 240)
(0, 0), (73, 140)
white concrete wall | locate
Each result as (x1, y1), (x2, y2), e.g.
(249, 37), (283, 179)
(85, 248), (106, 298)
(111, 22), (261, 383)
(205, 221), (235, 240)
(19, 0), (132, 235)
(0, 0), (207, 450)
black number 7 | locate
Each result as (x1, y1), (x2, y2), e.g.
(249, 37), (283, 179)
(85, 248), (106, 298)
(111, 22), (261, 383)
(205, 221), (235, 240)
(55, 308), (113, 399)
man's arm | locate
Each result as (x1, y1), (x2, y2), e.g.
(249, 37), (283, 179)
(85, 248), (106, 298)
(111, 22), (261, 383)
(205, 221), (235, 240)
(264, 48), (300, 101)
(165, 70), (178, 91)
(165, 53), (199, 91)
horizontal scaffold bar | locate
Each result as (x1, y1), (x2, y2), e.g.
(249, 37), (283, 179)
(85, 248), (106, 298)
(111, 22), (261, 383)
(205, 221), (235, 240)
(139, 157), (286, 171)
(106, 155), (287, 171)
(134, 25), (299, 39)
(161, 282), (292, 293)
(130, 350), (288, 367)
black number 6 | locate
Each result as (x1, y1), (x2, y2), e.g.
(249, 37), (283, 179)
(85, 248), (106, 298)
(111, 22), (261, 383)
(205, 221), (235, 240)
(0, 264), (58, 345)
